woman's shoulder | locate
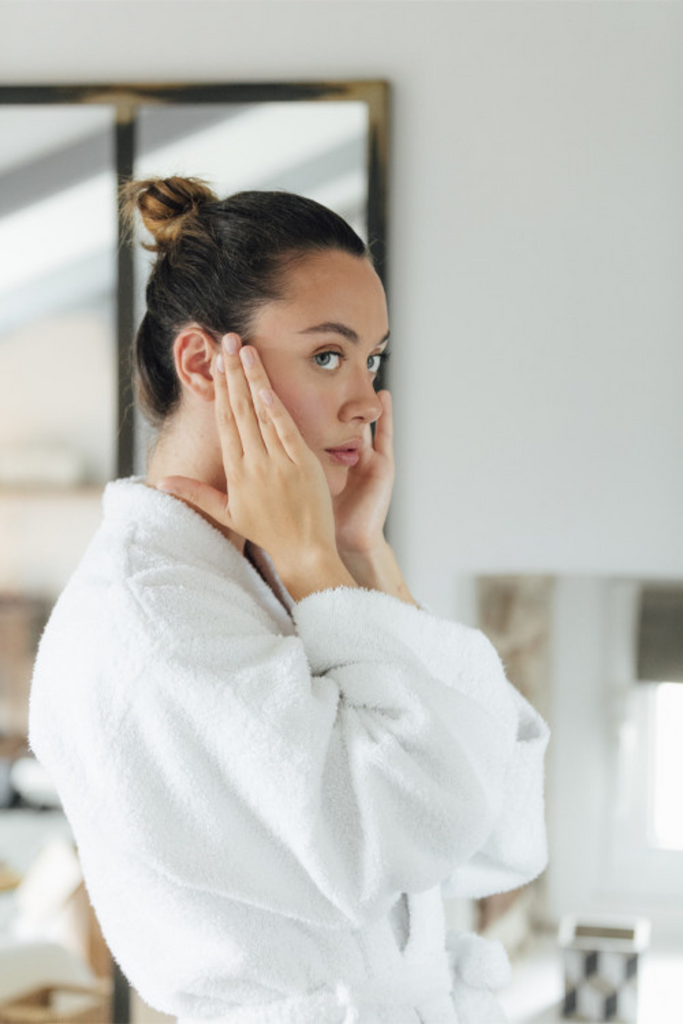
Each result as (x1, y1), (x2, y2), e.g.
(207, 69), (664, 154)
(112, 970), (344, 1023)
(31, 478), (293, 725)
(102, 476), (238, 577)
(68, 476), (291, 639)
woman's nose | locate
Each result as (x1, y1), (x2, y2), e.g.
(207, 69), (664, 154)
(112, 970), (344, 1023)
(339, 368), (383, 424)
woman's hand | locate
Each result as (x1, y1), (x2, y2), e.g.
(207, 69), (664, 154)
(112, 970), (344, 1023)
(332, 390), (417, 607)
(157, 334), (358, 601)
(332, 390), (395, 556)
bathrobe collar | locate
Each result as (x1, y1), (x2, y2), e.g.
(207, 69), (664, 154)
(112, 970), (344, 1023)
(103, 476), (295, 632)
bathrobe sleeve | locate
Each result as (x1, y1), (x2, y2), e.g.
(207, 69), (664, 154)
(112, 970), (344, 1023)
(293, 588), (550, 905)
(32, 571), (549, 934)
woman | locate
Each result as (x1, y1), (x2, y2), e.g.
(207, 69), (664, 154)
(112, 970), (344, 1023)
(29, 177), (550, 1024)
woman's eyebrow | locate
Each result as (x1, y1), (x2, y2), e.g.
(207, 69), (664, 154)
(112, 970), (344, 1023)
(297, 322), (391, 347)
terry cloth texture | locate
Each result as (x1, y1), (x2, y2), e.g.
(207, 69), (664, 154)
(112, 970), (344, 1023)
(29, 477), (550, 1024)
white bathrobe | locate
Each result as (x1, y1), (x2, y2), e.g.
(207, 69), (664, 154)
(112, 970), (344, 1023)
(28, 477), (550, 1024)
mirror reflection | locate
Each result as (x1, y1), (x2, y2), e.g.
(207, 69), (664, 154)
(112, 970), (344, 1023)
(0, 104), (118, 488)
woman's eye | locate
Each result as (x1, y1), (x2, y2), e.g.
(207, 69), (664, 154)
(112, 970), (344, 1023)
(313, 350), (390, 373)
(313, 351), (342, 370)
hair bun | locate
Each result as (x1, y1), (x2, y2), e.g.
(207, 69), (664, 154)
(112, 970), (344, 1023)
(120, 175), (218, 252)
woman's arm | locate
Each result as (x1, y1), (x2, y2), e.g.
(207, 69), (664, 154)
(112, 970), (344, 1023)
(30, 567), (545, 932)
(336, 540), (418, 607)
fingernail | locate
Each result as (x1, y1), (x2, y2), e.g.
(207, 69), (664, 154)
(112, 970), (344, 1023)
(223, 333), (239, 355)
(216, 354), (224, 373)
(240, 346), (255, 368)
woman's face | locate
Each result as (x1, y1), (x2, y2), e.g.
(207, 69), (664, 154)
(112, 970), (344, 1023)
(247, 250), (391, 497)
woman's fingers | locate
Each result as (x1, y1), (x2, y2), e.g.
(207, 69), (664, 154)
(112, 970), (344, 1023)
(215, 334), (314, 470)
(235, 343), (309, 464)
(260, 390), (308, 463)
(212, 349), (244, 478)
(373, 390), (394, 460)
(220, 334), (267, 459)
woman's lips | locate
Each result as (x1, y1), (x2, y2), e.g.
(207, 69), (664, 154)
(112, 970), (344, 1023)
(325, 448), (361, 467)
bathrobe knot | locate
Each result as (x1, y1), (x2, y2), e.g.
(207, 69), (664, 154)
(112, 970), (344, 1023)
(180, 964), (455, 1024)
(334, 958), (454, 1020)
(334, 982), (361, 1024)
(445, 930), (512, 990)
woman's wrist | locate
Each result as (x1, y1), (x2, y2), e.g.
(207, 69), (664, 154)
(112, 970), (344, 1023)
(338, 539), (418, 607)
(278, 549), (359, 603)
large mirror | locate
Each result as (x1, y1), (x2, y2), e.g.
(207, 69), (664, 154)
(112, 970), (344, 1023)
(0, 81), (388, 1024)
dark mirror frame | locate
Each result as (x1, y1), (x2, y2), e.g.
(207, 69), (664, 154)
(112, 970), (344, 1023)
(0, 81), (390, 478)
(0, 79), (388, 1024)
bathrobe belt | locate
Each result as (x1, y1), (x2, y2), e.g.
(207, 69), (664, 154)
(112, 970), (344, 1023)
(176, 932), (511, 1023)
(177, 956), (455, 1024)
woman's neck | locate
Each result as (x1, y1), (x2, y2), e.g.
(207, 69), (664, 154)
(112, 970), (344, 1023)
(145, 411), (246, 556)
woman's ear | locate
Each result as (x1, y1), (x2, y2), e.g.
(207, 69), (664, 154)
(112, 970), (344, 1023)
(173, 326), (220, 402)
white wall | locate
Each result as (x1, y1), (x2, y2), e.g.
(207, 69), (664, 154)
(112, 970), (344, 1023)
(2, 0), (682, 614)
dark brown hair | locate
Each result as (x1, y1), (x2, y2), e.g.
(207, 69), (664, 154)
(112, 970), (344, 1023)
(120, 176), (371, 427)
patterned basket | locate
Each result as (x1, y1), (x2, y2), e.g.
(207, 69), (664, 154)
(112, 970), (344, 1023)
(558, 914), (651, 1023)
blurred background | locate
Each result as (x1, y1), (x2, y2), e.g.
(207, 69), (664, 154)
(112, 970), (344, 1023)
(0, 3), (682, 1023)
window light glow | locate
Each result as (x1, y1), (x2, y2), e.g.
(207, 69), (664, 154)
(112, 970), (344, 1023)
(652, 682), (683, 850)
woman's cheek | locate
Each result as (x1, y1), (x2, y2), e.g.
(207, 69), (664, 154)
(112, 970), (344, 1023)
(268, 384), (316, 441)
(285, 400), (329, 451)
(261, 365), (331, 450)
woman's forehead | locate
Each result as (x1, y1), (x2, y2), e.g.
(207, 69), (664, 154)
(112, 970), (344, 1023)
(272, 251), (388, 333)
